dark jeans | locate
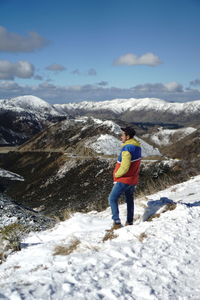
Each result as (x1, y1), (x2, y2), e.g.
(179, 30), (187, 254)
(108, 182), (135, 224)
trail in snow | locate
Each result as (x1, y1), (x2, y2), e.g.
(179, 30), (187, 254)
(0, 176), (200, 299)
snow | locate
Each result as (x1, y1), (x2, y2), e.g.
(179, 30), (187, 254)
(86, 134), (121, 155)
(137, 137), (161, 157)
(143, 127), (197, 147)
(91, 117), (122, 135)
(1, 175), (200, 299)
(0, 95), (64, 119)
(59, 97), (200, 115)
(0, 168), (24, 181)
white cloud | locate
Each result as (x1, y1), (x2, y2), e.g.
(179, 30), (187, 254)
(164, 82), (183, 92)
(0, 26), (49, 53)
(0, 60), (34, 80)
(113, 52), (162, 66)
(0, 81), (199, 103)
(46, 64), (66, 71)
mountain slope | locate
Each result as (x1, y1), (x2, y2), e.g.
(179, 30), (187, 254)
(0, 175), (200, 299)
(18, 117), (161, 157)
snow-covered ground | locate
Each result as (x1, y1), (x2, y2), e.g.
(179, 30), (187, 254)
(86, 134), (121, 155)
(1, 175), (200, 299)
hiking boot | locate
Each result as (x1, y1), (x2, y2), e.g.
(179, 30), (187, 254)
(125, 221), (133, 226)
(112, 222), (123, 230)
(106, 222), (122, 232)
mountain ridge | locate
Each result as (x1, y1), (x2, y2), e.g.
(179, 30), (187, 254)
(2, 95), (200, 118)
(54, 97), (200, 115)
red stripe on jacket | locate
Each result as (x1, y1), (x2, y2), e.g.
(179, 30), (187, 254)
(113, 159), (141, 185)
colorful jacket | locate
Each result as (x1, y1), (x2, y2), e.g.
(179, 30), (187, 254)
(113, 138), (141, 185)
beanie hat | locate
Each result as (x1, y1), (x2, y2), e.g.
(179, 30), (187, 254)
(121, 127), (136, 138)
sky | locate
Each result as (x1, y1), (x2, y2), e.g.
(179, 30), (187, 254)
(0, 0), (200, 103)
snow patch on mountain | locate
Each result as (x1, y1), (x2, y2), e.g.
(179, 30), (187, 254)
(91, 117), (122, 135)
(0, 175), (200, 299)
(86, 134), (121, 155)
(143, 127), (197, 147)
(137, 137), (161, 157)
(0, 168), (24, 181)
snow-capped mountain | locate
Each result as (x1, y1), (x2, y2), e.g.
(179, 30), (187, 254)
(0, 95), (64, 119)
(0, 175), (200, 299)
(0, 95), (67, 145)
(55, 97), (200, 115)
(54, 97), (200, 125)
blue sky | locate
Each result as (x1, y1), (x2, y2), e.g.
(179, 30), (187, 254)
(0, 0), (200, 103)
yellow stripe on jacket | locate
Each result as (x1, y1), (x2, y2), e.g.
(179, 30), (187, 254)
(115, 151), (131, 178)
